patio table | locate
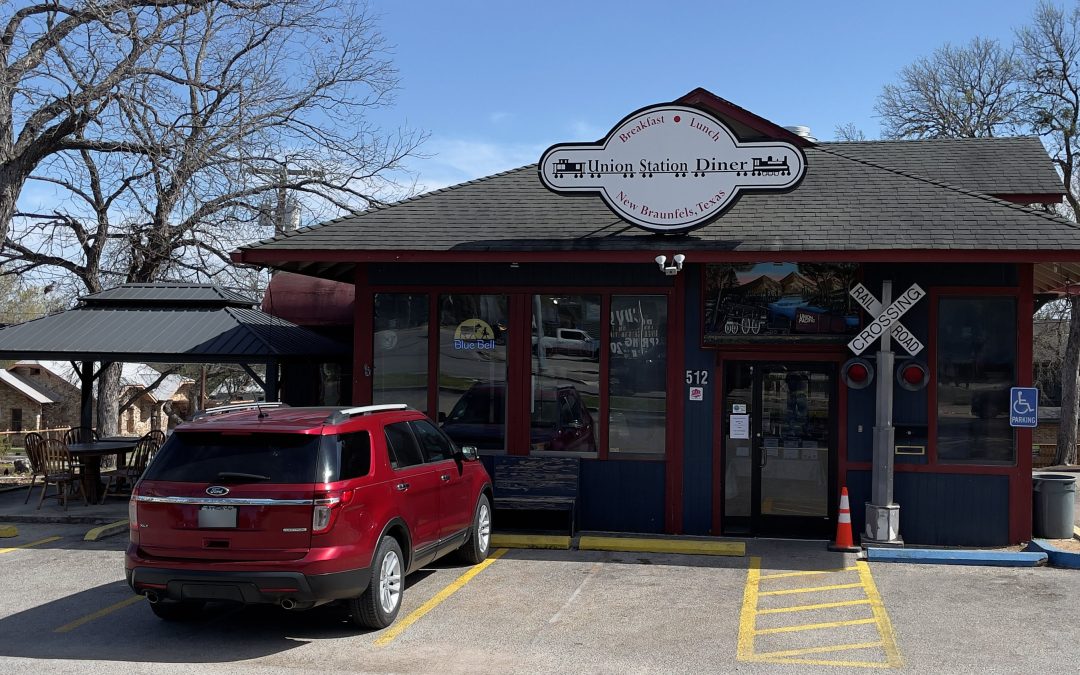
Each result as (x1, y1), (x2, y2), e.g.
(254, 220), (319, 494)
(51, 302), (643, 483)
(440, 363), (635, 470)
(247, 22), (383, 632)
(67, 440), (139, 503)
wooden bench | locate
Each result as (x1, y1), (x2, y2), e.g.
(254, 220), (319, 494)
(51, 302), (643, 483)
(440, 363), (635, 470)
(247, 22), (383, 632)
(492, 456), (580, 535)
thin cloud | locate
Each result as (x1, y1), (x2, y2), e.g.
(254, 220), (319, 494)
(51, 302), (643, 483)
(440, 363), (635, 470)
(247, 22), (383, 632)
(413, 138), (545, 193)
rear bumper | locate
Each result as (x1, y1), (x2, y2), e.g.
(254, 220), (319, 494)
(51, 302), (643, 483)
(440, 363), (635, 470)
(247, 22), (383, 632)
(127, 565), (371, 606)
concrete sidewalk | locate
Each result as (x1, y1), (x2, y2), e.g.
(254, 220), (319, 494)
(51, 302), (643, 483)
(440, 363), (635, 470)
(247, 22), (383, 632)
(0, 483), (127, 525)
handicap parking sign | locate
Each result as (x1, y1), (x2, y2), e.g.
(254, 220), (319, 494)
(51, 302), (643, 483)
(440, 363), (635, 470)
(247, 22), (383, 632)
(1009, 387), (1039, 428)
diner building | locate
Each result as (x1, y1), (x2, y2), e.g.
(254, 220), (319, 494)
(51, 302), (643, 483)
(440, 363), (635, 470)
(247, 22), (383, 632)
(235, 88), (1080, 546)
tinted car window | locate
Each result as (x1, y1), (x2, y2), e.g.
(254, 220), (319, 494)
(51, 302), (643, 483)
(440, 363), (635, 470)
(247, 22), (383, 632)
(384, 422), (424, 469)
(327, 431), (371, 481)
(143, 432), (320, 483)
(411, 419), (456, 462)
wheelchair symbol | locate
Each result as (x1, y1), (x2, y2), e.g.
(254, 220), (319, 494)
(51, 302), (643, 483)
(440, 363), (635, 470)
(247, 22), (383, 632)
(1013, 392), (1034, 416)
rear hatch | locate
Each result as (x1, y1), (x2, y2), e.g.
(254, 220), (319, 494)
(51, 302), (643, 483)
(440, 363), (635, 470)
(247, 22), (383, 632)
(135, 431), (322, 562)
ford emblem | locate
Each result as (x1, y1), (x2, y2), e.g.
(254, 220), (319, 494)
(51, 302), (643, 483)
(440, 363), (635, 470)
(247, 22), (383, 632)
(206, 486), (230, 496)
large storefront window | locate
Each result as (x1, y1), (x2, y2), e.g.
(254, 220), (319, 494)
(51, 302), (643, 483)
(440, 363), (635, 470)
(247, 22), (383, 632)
(609, 295), (667, 455)
(438, 294), (509, 452)
(937, 296), (1017, 464)
(703, 263), (860, 345)
(531, 295), (600, 454)
(373, 293), (429, 412)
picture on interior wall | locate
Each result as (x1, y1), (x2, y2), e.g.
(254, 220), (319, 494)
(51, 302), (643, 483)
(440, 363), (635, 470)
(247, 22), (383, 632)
(703, 263), (861, 344)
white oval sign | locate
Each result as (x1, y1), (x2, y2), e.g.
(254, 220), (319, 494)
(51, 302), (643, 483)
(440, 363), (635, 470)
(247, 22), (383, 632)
(539, 104), (807, 233)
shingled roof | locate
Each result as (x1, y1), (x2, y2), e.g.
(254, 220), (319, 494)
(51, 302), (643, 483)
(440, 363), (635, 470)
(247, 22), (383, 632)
(236, 138), (1077, 258)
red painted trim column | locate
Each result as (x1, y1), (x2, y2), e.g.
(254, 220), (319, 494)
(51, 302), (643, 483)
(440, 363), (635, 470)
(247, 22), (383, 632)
(1012, 263), (1034, 543)
(508, 294), (530, 456)
(666, 279), (686, 534)
(352, 265), (373, 406)
(711, 357), (724, 535)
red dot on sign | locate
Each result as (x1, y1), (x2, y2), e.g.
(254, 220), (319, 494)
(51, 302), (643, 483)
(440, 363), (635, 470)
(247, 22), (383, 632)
(848, 364), (868, 382)
(674, 116), (681, 123)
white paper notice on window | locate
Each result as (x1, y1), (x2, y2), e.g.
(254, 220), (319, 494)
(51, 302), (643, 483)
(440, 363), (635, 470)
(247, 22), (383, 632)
(729, 414), (750, 440)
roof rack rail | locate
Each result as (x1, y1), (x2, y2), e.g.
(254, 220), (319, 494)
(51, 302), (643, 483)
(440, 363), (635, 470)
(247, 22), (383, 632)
(323, 404), (409, 425)
(193, 401), (289, 420)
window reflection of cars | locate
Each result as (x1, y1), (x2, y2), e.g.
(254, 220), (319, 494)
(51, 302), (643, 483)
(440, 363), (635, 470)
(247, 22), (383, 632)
(441, 383), (596, 453)
(532, 328), (599, 358)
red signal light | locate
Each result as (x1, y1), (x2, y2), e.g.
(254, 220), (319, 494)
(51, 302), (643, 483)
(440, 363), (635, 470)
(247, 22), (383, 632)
(896, 360), (929, 391)
(842, 358), (874, 389)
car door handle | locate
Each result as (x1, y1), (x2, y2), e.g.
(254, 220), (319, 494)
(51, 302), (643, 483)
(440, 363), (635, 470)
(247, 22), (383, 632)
(440, 474), (451, 482)
(396, 482), (410, 492)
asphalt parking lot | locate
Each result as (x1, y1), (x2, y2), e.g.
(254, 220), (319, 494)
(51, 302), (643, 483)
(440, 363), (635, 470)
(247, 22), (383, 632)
(2, 525), (1080, 674)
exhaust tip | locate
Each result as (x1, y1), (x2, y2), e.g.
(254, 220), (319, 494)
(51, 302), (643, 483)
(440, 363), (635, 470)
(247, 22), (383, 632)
(144, 591), (160, 604)
(280, 598), (296, 610)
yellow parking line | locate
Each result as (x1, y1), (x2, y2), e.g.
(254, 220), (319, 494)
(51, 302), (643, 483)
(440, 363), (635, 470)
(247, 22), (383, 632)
(736, 556), (761, 660)
(54, 595), (145, 633)
(374, 548), (507, 647)
(759, 566), (858, 580)
(755, 641), (886, 659)
(738, 557), (902, 669)
(758, 582), (863, 596)
(856, 560), (903, 668)
(755, 617), (876, 635)
(0, 536), (61, 554)
(758, 598), (871, 615)
(751, 656), (895, 669)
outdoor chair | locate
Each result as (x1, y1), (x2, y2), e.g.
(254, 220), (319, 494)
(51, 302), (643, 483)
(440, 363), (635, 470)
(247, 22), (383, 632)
(37, 438), (87, 510)
(99, 431), (163, 503)
(21, 432), (45, 504)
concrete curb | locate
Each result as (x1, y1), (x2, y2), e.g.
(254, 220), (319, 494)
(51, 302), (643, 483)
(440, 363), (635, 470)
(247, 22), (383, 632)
(84, 520), (129, 542)
(578, 535), (745, 557)
(1024, 539), (1080, 570)
(491, 534), (571, 550)
(866, 547), (1047, 567)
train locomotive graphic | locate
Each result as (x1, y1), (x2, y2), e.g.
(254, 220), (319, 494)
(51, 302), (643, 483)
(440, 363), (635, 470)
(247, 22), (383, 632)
(551, 156), (791, 179)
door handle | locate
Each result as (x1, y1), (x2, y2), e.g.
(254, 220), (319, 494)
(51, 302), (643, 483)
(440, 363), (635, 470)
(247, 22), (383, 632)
(395, 482), (410, 492)
(440, 474), (451, 482)
(760, 448), (768, 468)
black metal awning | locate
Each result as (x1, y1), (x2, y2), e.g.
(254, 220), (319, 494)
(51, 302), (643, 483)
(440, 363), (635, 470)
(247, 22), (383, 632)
(0, 283), (350, 426)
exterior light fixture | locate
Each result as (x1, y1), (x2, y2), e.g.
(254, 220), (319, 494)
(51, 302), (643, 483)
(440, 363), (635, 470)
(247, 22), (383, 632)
(655, 253), (686, 276)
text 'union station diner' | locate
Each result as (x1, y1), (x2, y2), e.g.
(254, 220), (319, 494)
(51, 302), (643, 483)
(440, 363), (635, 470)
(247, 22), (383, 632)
(235, 88), (1080, 547)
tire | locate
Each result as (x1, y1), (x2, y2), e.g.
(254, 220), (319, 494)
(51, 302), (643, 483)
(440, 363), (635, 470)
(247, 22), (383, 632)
(347, 536), (404, 629)
(149, 600), (204, 621)
(457, 494), (492, 565)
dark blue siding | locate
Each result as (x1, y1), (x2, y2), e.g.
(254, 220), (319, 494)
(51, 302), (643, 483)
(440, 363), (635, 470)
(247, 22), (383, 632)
(367, 262), (674, 287)
(847, 470), (1010, 546)
(682, 264), (716, 534)
(581, 459), (665, 532)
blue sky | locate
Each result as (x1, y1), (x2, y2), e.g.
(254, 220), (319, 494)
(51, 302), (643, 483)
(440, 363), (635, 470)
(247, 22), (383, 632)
(371, 0), (1049, 192)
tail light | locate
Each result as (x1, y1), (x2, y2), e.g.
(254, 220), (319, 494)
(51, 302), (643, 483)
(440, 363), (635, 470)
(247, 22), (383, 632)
(312, 488), (354, 534)
(128, 485), (140, 542)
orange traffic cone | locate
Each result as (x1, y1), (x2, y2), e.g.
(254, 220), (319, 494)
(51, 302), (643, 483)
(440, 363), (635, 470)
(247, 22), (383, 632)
(828, 487), (861, 552)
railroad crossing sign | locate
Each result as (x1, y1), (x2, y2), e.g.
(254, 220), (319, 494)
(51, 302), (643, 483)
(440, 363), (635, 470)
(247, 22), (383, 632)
(848, 283), (926, 356)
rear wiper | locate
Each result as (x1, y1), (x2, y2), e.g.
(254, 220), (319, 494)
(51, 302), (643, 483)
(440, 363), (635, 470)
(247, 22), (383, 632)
(215, 471), (272, 483)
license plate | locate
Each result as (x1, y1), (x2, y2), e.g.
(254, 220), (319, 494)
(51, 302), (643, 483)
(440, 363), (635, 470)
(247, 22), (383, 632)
(198, 505), (237, 528)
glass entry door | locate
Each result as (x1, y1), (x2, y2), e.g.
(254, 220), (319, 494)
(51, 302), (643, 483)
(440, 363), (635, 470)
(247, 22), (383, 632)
(722, 362), (836, 537)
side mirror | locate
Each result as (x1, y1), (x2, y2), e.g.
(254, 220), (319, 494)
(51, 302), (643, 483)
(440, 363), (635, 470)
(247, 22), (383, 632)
(460, 445), (479, 461)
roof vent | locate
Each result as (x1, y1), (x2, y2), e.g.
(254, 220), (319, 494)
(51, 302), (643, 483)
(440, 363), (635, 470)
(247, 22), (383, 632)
(784, 125), (817, 142)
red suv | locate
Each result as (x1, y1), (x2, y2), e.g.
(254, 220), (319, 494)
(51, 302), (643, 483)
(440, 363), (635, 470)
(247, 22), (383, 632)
(125, 403), (493, 629)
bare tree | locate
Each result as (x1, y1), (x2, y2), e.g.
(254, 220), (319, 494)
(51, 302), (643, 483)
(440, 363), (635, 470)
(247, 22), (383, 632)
(1018, 2), (1080, 465)
(832, 122), (866, 142)
(877, 37), (1026, 139)
(0, 0), (422, 434)
(0, 0), (269, 243)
